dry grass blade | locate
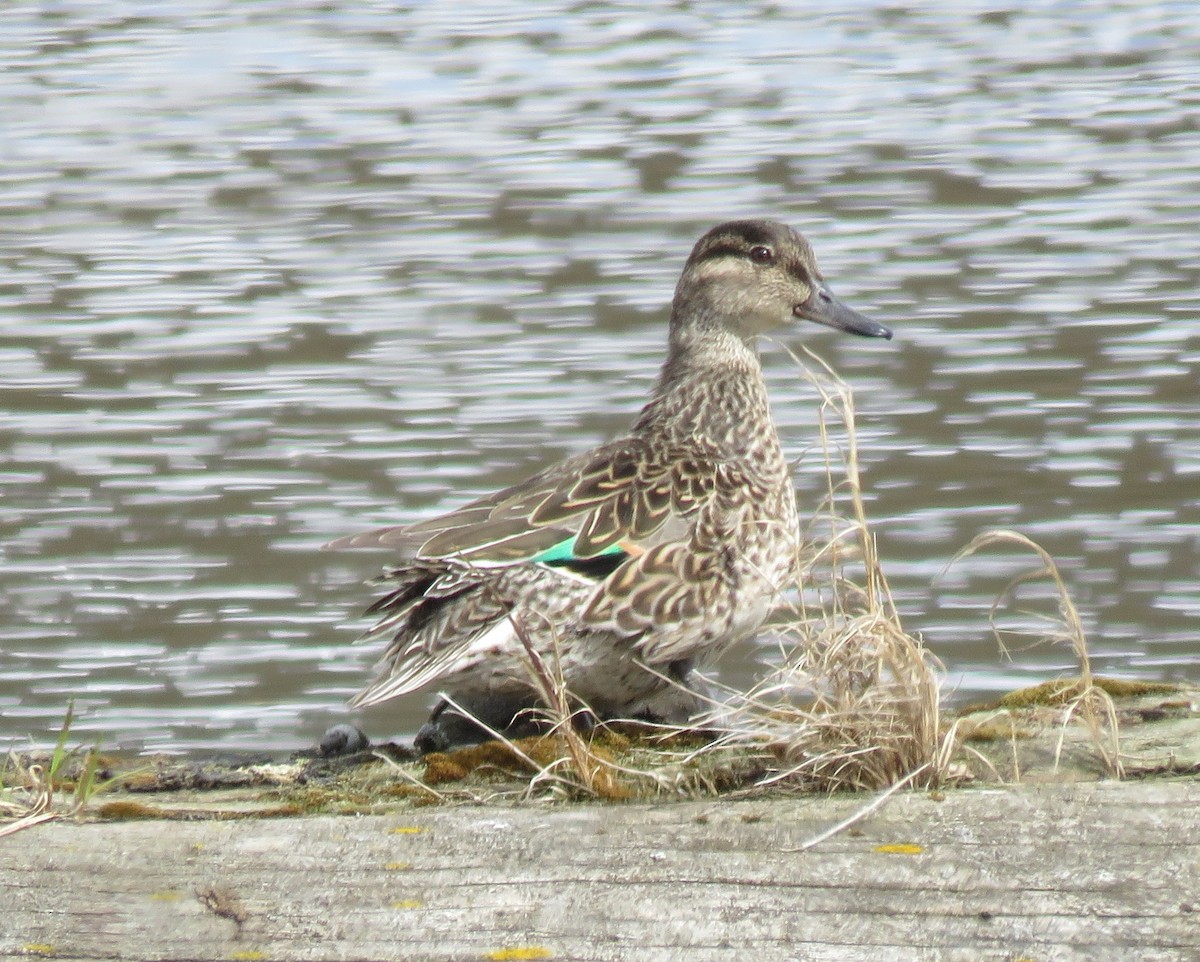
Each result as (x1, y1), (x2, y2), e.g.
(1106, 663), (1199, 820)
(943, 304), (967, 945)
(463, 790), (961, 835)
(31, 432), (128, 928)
(508, 608), (632, 800)
(0, 761), (61, 837)
(785, 762), (930, 852)
(948, 529), (1122, 778)
(371, 750), (452, 804)
(408, 595), (632, 803)
(688, 344), (948, 795)
(0, 810), (61, 838)
(1, 703), (113, 834)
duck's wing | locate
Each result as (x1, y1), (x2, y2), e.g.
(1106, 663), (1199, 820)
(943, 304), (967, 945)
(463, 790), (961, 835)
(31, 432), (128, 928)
(323, 448), (594, 558)
(325, 435), (726, 565)
(582, 460), (781, 664)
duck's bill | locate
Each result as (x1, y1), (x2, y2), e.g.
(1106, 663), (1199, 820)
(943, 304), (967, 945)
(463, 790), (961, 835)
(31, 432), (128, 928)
(794, 285), (892, 340)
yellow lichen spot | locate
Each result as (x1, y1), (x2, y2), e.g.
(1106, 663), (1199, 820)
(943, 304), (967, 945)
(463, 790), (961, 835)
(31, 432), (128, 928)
(390, 826), (422, 835)
(150, 890), (182, 901)
(229, 952), (265, 961)
(875, 843), (924, 855)
(384, 861), (412, 871)
(22, 946), (55, 957)
(392, 899), (424, 909)
(485, 948), (554, 961)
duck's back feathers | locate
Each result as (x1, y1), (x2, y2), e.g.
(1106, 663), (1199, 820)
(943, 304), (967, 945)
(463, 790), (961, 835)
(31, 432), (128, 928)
(326, 434), (730, 567)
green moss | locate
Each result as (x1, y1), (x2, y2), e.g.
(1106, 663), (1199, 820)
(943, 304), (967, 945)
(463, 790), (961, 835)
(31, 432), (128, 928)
(378, 782), (440, 801)
(418, 733), (639, 800)
(95, 800), (166, 820)
(959, 717), (1035, 743)
(419, 735), (572, 786)
(250, 803), (307, 818)
(998, 677), (1180, 709)
(1092, 678), (1181, 698)
(265, 785), (375, 815)
(117, 770), (165, 792)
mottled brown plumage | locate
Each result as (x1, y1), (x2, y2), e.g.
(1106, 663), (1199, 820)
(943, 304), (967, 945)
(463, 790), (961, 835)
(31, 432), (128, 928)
(329, 220), (891, 751)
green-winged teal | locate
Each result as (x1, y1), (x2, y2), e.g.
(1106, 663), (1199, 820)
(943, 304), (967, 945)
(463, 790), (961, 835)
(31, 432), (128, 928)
(330, 220), (892, 752)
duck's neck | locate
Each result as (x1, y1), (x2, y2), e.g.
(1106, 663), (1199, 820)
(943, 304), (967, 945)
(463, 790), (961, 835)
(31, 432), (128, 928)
(634, 326), (778, 458)
(653, 325), (762, 393)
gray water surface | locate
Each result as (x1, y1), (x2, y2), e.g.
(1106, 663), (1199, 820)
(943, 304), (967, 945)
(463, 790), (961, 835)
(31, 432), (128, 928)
(2, 1), (1198, 751)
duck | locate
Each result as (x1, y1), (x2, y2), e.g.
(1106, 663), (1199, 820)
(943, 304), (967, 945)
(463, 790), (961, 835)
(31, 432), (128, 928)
(328, 220), (892, 753)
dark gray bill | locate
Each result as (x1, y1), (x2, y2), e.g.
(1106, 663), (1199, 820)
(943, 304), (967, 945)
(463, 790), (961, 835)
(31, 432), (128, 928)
(794, 284), (892, 340)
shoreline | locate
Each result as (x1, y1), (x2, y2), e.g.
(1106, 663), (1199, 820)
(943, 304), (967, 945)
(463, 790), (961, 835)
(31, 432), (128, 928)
(3, 679), (1198, 961)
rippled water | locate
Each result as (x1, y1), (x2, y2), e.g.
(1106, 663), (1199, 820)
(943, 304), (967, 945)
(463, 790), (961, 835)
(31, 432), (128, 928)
(2, 1), (1197, 751)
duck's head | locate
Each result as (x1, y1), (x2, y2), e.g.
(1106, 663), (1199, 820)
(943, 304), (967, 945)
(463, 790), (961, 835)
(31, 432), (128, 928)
(671, 219), (892, 344)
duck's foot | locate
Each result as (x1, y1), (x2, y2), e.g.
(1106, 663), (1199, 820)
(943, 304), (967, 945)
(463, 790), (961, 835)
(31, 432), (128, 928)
(317, 723), (371, 758)
(619, 661), (715, 726)
(414, 693), (547, 755)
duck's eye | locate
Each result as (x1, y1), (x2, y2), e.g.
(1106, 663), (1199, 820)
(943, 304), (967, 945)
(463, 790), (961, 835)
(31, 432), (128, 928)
(749, 245), (774, 264)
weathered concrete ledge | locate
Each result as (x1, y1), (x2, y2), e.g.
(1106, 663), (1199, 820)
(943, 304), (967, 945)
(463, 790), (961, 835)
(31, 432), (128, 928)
(4, 780), (1199, 962)
(3, 681), (1199, 961)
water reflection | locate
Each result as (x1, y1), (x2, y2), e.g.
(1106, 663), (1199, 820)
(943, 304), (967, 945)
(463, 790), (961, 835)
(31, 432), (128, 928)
(1, 0), (1197, 751)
